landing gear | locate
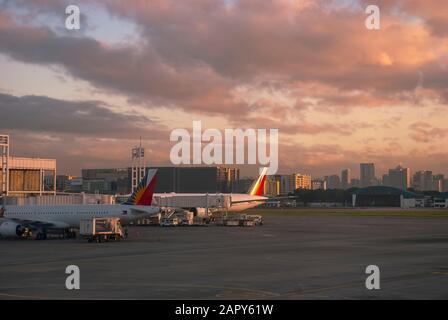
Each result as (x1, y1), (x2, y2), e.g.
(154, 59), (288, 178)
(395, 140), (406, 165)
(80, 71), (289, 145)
(35, 232), (47, 240)
(64, 229), (77, 239)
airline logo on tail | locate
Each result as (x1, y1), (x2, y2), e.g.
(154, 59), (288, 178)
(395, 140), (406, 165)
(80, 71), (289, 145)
(124, 169), (157, 206)
(248, 167), (268, 196)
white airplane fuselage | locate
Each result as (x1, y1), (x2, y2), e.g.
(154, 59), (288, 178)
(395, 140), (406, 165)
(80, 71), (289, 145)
(4, 204), (160, 228)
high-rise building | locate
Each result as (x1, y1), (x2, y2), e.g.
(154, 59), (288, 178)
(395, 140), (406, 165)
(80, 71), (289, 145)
(413, 171), (436, 191)
(423, 171), (434, 191)
(69, 177), (84, 193)
(382, 174), (389, 186)
(216, 167), (240, 193)
(341, 169), (351, 189)
(350, 178), (360, 188)
(360, 163), (375, 187)
(82, 168), (130, 194)
(312, 179), (327, 190)
(56, 175), (78, 192)
(325, 175), (341, 189)
(280, 175), (295, 195)
(264, 176), (280, 197)
(295, 174), (312, 190)
(443, 179), (448, 192)
(412, 171), (421, 190)
(433, 174), (445, 192)
(387, 165), (411, 190)
(279, 173), (312, 195)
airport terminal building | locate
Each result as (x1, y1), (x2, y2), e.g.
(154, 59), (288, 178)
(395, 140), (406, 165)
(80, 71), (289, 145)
(1, 135), (56, 196)
(4, 157), (56, 196)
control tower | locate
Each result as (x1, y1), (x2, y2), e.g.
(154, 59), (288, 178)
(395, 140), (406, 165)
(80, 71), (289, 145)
(131, 138), (146, 193)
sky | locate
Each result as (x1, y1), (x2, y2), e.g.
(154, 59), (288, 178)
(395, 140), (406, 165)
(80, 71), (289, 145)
(0, 0), (447, 178)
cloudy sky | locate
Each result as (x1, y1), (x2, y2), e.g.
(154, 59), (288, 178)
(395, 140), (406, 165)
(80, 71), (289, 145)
(0, 0), (447, 178)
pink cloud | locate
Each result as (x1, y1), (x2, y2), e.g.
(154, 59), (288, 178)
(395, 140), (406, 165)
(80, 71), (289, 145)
(410, 122), (448, 143)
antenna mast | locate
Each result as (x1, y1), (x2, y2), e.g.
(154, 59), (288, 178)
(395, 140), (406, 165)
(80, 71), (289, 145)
(131, 137), (146, 193)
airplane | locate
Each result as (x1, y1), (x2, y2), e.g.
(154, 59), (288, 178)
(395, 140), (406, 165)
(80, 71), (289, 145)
(0, 169), (160, 239)
(151, 167), (270, 215)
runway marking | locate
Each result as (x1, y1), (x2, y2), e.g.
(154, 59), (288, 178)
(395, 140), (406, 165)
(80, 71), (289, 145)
(1, 271), (446, 300)
(0, 292), (62, 300)
(273, 271), (447, 299)
(274, 282), (360, 299)
(0, 241), (313, 269)
(0, 283), (279, 300)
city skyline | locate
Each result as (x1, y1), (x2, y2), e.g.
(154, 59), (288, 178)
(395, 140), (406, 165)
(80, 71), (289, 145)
(59, 160), (446, 183)
(3, 131), (448, 179)
(55, 162), (447, 195)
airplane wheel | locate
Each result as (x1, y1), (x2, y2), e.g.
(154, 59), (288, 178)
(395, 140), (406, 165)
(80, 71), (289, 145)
(36, 233), (46, 240)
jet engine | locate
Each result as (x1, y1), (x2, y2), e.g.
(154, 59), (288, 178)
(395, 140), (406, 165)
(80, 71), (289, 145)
(0, 221), (27, 238)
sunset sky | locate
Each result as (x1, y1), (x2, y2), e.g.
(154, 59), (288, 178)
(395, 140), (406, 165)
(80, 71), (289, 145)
(0, 0), (447, 178)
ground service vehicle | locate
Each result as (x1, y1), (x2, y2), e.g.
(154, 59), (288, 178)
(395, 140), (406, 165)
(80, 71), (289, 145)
(80, 218), (125, 243)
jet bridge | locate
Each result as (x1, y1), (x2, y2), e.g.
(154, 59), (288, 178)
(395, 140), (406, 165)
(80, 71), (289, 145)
(153, 193), (232, 214)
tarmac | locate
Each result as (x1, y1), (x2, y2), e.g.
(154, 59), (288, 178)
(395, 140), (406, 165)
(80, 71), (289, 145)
(1, 214), (448, 299)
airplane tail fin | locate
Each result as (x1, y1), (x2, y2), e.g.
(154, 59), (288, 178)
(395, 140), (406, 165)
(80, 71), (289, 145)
(247, 167), (268, 196)
(124, 169), (157, 206)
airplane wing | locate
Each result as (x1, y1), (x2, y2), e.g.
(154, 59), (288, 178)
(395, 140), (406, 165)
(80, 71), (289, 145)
(231, 196), (297, 204)
(0, 217), (70, 229)
(129, 207), (160, 216)
(230, 199), (270, 204)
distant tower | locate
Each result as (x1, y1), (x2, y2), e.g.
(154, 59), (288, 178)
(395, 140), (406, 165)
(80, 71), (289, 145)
(131, 138), (145, 193)
(341, 169), (351, 190)
(0, 134), (9, 197)
(360, 163), (375, 188)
